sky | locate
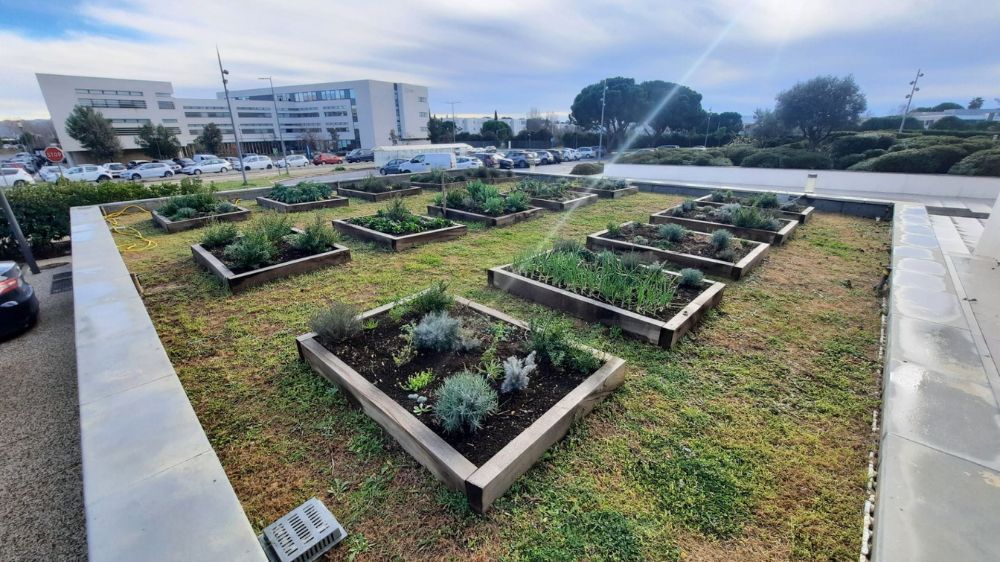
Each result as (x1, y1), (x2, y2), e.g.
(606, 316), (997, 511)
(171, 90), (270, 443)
(1, 0), (998, 122)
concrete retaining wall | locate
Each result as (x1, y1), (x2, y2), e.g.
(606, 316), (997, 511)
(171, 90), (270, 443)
(605, 163), (1000, 200)
(70, 206), (266, 561)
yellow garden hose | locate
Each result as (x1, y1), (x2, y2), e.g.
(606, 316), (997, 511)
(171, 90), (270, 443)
(104, 205), (157, 252)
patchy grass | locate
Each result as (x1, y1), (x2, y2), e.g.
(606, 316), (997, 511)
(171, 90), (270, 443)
(114, 190), (890, 561)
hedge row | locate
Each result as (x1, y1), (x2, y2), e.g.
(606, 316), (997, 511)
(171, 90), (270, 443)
(0, 178), (208, 258)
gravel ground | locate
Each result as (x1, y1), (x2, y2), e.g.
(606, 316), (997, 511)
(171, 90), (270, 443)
(0, 258), (86, 561)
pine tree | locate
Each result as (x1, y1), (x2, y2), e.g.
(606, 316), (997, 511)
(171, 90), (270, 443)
(64, 106), (122, 161)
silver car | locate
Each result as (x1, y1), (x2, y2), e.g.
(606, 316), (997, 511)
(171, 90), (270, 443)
(181, 158), (231, 175)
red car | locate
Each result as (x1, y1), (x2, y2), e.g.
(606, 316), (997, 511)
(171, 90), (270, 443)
(312, 153), (343, 165)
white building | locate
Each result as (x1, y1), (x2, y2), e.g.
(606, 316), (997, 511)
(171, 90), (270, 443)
(452, 116), (525, 136)
(35, 73), (430, 163)
(908, 107), (999, 129)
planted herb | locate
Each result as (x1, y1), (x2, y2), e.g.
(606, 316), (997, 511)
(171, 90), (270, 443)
(348, 199), (453, 235)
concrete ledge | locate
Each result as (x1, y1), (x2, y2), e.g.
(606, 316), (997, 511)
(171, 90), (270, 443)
(70, 205), (266, 562)
(874, 203), (1000, 561)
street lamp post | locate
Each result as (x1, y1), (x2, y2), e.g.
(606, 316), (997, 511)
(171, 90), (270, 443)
(260, 76), (290, 176)
(597, 80), (607, 159)
(704, 107), (713, 147)
(899, 69), (925, 134)
(216, 47), (248, 186)
(446, 100), (461, 143)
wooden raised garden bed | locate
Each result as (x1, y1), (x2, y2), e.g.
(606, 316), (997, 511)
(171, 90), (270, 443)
(649, 204), (798, 245)
(255, 195), (349, 213)
(586, 221), (770, 280)
(150, 205), (251, 233)
(410, 180), (468, 191)
(693, 194), (815, 223)
(426, 205), (543, 227)
(191, 228), (351, 293)
(570, 184), (639, 199)
(332, 216), (467, 251)
(527, 191), (598, 212)
(295, 295), (626, 513)
(336, 185), (423, 202)
(488, 263), (725, 348)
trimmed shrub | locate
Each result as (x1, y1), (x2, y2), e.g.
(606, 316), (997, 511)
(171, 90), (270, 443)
(310, 301), (362, 343)
(570, 162), (604, 175)
(658, 223), (686, 242)
(828, 134), (896, 158)
(741, 148), (831, 170)
(709, 229), (732, 251)
(720, 145), (759, 166)
(679, 268), (704, 288)
(434, 372), (499, 434)
(851, 145), (970, 174)
(834, 153), (867, 170)
(949, 149), (1000, 177)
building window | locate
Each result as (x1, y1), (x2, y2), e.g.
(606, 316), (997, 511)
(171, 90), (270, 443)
(278, 112), (320, 118)
(238, 111), (271, 118)
(419, 112), (428, 118)
(110, 118), (151, 124)
(75, 88), (143, 96)
(157, 101), (175, 109)
(155, 92), (172, 97)
(418, 96), (427, 103)
(78, 98), (147, 109)
(184, 111), (230, 118)
(162, 119), (178, 123)
(240, 127), (275, 135)
(323, 110), (348, 117)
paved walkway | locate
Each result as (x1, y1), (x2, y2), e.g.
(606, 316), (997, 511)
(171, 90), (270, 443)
(0, 258), (86, 561)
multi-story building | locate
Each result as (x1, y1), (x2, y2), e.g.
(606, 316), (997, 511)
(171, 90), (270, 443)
(908, 107), (999, 129)
(35, 73), (430, 163)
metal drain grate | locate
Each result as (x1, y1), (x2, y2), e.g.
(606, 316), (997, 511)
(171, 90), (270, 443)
(259, 498), (346, 562)
(50, 271), (73, 294)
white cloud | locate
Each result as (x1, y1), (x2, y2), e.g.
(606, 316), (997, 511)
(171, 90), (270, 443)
(1, 0), (998, 119)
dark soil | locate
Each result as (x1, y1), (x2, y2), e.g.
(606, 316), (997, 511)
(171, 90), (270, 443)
(602, 223), (754, 262)
(322, 305), (592, 466)
(206, 238), (334, 274)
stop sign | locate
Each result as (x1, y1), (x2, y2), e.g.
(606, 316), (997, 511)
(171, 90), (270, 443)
(44, 146), (64, 162)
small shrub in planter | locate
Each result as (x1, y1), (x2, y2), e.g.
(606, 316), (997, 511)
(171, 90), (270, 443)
(267, 181), (334, 204)
(434, 373), (499, 434)
(501, 352), (536, 393)
(678, 268), (704, 288)
(570, 162), (604, 175)
(348, 199), (454, 235)
(200, 214), (341, 274)
(431, 181), (532, 216)
(310, 301), (362, 343)
(157, 193), (223, 221)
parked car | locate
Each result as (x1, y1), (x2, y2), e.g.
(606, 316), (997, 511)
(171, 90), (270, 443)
(38, 165), (67, 182)
(312, 153), (343, 165)
(192, 154), (218, 162)
(0, 261), (39, 340)
(379, 158), (409, 175)
(155, 160), (182, 173)
(504, 150), (540, 168)
(455, 156), (482, 170)
(345, 148), (374, 163)
(224, 157), (242, 169)
(62, 164), (113, 183)
(6, 154), (38, 173)
(397, 153), (457, 173)
(176, 158), (196, 168)
(276, 154), (310, 168)
(535, 150), (554, 165)
(576, 147), (595, 159)
(656, 145), (680, 149)
(240, 155), (274, 171)
(471, 152), (497, 168)
(127, 162), (174, 180)
(560, 148), (578, 161)
(182, 158), (231, 175)
(493, 153), (514, 169)
(127, 160), (151, 169)
(102, 163), (127, 178)
(0, 167), (35, 187)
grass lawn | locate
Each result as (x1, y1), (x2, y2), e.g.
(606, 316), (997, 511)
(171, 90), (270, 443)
(114, 190), (890, 561)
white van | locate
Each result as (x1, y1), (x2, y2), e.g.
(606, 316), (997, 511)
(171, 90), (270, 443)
(192, 154), (218, 162)
(398, 153), (456, 173)
(240, 155), (274, 171)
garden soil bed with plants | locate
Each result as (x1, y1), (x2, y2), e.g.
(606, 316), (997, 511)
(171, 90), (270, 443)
(489, 247), (726, 348)
(427, 205), (543, 227)
(150, 205), (250, 233)
(587, 222), (770, 280)
(336, 185), (423, 202)
(527, 191), (598, 212)
(296, 295), (625, 513)
(694, 193), (815, 223)
(192, 227), (351, 293)
(571, 184), (639, 198)
(411, 180), (469, 191)
(255, 195), (348, 213)
(333, 216), (467, 251)
(650, 203), (798, 245)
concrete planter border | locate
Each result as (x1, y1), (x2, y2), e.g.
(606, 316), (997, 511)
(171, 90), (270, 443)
(295, 295), (626, 513)
(255, 195), (349, 213)
(426, 205), (544, 227)
(191, 228), (351, 293)
(150, 206), (251, 233)
(488, 264), (725, 348)
(336, 185), (423, 202)
(586, 222), (770, 280)
(528, 191), (598, 212)
(332, 217), (467, 251)
(693, 195), (815, 224)
(571, 185), (640, 199)
(649, 204), (798, 245)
